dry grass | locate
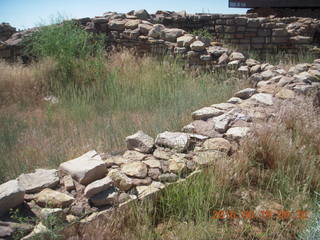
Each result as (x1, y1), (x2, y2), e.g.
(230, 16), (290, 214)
(0, 51), (243, 182)
(0, 59), (56, 105)
(115, 98), (320, 240)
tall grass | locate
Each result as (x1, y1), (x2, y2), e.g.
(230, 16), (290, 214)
(24, 19), (106, 89)
(118, 99), (320, 240)
(0, 49), (242, 182)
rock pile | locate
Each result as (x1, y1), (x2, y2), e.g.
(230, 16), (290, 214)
(1, 9), (320, 61)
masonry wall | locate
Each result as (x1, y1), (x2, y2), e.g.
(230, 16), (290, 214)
(0, 11), (320, 63)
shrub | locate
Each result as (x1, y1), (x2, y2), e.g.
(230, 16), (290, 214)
(191, 29), (212, 39)
(25, 19), (106, 89)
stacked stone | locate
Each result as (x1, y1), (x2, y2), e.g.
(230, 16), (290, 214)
(2, 51), (320, 238)
(2, 9), (320, 62)
(0, 23), (16, 42)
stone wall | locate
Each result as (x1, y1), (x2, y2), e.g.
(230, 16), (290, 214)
(1, 10), (320, 63)
(1, 36), (320, 238)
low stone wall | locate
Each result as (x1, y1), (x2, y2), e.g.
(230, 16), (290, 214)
(1, 10), (320, 62)
(1, 36), (320, 238)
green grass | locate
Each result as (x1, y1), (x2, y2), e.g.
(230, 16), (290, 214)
(0, 50), (243, 182)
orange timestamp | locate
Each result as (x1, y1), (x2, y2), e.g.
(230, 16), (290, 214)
(211, 210), (310, 221)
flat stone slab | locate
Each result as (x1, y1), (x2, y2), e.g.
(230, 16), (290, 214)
(121, 161), (148, 178)
(226, 127), (251, 140)
(84, 177), (114, 199)
(18, 169), (59, 194)
(234, 88), (256, 100)
(155, 131), (190, 152)
(35, 189), (74, 208)
(125, 131), (154, 153)
(250, 93), (274, 106)
(192, 107), (224, 120)
(90, 188), (119, 207)
(0, 180), (25, 216)
(107, 169), (133, 191)
(59, 150), (106, 185)
(202, 138), (231, 153)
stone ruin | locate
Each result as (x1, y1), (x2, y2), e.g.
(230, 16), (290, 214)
(1, 9), (320, 64)
(1, 9), (320, 240)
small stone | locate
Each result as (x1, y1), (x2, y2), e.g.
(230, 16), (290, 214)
(238, 66), (249, 73)
(134, 9), (150, 20)
(39, 208), (64, 220)
(136, 185), (160, 199)
(18, 169), (59, 194)
(138, 23), (153, 35)
(251, 65), (261, 73)
(177, 34), (195, 47)
(229, 52), (245, 61)
(161, 28), (184, 42)
(90, 188), (119, 207)
(250, 93), (273, 106)
(131, 177), (152, 186)
(155, 131), (190, 152)
(225, 127), (250, 140)
(143, 157), (161, 168)
(202, 138), (231, 153)
(207, 46), (228, 57)
(35, 189), (74, 208)
(277, 76), (294, 87)
(211, 103), (235, 111)
(125, 19), (141, 30)
(192, 107), (224, 120)
(308, 70), (320, 81)
(104, 156), (129, 167)
(108, 20), (126, 31)
(257, 84), (277, 94)
(289, 64), (310, 75)
(234, 88), (256, 100)
(0, 180), (25, 216)
(193, 151), (227, 166)
(59, 150), (106, 185)
(190, 40), (205, 51)
(148, 24), (165, 39)
(294, 71), (317, 82)
(153, 148), (172, 160)
(84, 176), (113, 199)
(200, 54), (212, 61)
(212, 113), (232, 133)
(168, 158), (186, 174)
(246, 58), (260, 67)
(118, 193), (131, 204)
(21, 222), (48, 240)
(275, 88), (295, 99)
(107, 169), (133, 191)
(174, 47), (188, 54)
(125, 131), (154, 153)
(227, 97), (242, 104)
(121, 162), (148, 178)
(63, 175), (75, 192)
(228, 60), (240, 67)
(123, 150), (147, 161)
(148, 168), (161, 180)
(218, 53), (229, 65)
(159, 173), (178, 183)
(249, 73), (263, 83)
(182, 120), (222, 138)
(290, 36), (312, 44)
(66, 215), (78, 223)
(261, 70), (276, 80)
